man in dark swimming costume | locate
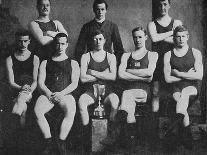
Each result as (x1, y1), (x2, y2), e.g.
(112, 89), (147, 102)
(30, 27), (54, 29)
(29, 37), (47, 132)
(148, 0), (182, 115)
(147, 0), (182, 148)
(6, 30), (40, 128)
(34, 33), (80, 155)
(118, 27), (158, 150)
(164, 25), (203, 150)
(78, 30), (119, 153)
(29, 0), (68, 60)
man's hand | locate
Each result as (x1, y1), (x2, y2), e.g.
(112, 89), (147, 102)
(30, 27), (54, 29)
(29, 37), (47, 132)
(87, 69), (94, 76)
(188, 68), (196, 73)
(44, 31), (57, 38)
(171, 69), (180, 77)
(21, 84), (31, 92)
(50, 92), (64, 104)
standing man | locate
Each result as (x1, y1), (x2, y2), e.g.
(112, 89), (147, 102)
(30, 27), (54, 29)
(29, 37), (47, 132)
(75, 0), (124, 65)
(78, 30), (119, 153)
(147, 0), (182, 146)
(29, 0), (68, 60)
(148, 0), (182, 113)
(118, 27), (158, 149)
(164, 25), (203, 149)
(34, 33), (79, 155)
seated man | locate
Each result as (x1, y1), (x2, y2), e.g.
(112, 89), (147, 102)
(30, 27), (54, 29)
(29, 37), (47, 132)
(164, 25), (203, 149)
(118, 27), (158, 148)
(34, 33), (79, 155)
(78, 30), (119, 152)
(6, 30), (39, 127)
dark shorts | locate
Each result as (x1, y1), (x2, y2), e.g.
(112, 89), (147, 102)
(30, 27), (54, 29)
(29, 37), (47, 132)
(172, 80), (198, 94)
(152, 56), (165, 82)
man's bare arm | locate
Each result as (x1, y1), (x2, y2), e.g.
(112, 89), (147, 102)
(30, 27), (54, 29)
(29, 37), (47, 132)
(80, 53), (97, 83)
(30, 55), (40, 93)
(60, 60), (80, 95)
(172, 49), (203, 80)
(6, 56), (22, 90)
(164, 51), (182, 83)
(38, 60), (52, 98)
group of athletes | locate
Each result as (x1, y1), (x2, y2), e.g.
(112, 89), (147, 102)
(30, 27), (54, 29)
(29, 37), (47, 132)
(5, 0), (203, 154)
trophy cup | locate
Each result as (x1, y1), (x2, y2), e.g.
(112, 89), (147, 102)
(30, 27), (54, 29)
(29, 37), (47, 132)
(93, 84), (106, 119)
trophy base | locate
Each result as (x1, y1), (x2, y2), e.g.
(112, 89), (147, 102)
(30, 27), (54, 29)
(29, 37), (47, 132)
(91, 119), (108, 152)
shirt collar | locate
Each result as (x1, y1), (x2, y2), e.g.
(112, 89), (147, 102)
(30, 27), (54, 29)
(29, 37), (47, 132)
(94, 17), (105, 24)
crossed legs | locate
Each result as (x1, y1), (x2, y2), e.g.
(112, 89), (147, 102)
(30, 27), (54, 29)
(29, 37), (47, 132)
(173, 86), (197, 127)
(120, 89), (147, 123)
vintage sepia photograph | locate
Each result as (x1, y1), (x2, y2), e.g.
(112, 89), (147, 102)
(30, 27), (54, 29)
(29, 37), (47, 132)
(0, 0), (207, 154)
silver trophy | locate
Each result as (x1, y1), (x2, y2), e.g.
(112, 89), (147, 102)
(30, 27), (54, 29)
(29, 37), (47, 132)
(93, 84), (106, 119)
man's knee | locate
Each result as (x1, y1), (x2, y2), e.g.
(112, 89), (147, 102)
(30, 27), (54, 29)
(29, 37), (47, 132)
(181, 86), (197, 97)
(107, 93), (119, 109)
(173, 92), (181, 102)
(63, 95), (76, 106)
(64, 95), (76, 116)
(34, 95), (48, 117)
(78, 93), (93, 111)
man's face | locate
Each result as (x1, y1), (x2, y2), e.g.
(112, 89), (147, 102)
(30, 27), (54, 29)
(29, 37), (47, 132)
(93, 34), (105, 50)
(174, 31), (189, 47)
(37, 0), (51, 16)
(133, 30), (147, 49)
(55, 37), (68, 54)
(16, 36), (30, 51)
(158, 0), (170, 16)
(94, 3), (107, 20)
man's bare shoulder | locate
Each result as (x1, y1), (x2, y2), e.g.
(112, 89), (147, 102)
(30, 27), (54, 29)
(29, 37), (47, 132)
(173, 19), (182, 27)
(81, 52), (90, 61)
(148, 51), (158, 58)
(192, 48), (202, 56)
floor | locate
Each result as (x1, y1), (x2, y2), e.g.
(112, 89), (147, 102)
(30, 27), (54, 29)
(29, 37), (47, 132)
(1, 123), (207, 155)
(1, 110), (207, 155)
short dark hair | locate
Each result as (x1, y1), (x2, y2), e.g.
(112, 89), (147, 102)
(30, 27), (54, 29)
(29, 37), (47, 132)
(91, 30), (105, 39)
(15, 30), (31, 39)
(54, 33), (68, 43)
(36, 0), (51, 6)
(93, 0), (108, 12)
(173, 25), (188, 37)
(157, 0), (171, 4)
(132, 26), (147, 36)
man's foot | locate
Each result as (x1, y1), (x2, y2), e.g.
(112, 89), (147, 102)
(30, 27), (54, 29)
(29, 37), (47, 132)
(57, 139), (67, 155)
(182, 126), (193, 150)
(100, 135), (116, 146)
(162, 133), (178, 153)
(42, 138), (54, 155)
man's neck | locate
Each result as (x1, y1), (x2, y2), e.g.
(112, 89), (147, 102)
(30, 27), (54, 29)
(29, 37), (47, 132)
(52, 52), (68, 60)
(16, 49), (27, 55)
(93, 48), (104, 53)
(37, 15), (50, 22)
(95, 17), (105, 23)
(157, 14), (171, 21)
(174, 45), (189, 54)
(135, 47), (146, 53)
